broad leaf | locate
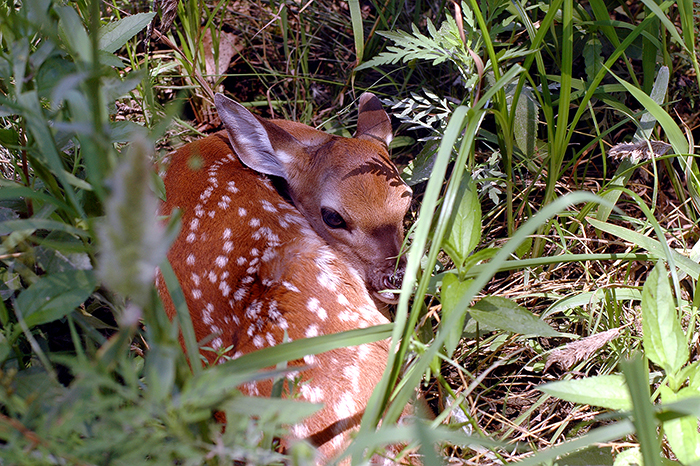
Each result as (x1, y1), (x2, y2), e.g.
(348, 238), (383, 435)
(540, 375), (631, 411)
(15, 269), (97, 327)
(641, 261), (688, 375)
(98, 13), (155, 53)
(583, 36), (603, 83)
(470, 296), (562, 337)
(659, 386), (700, 464)
(509, 84), (540, 162)
(440, 273), (472, 357)
(443, 177), (481, 270)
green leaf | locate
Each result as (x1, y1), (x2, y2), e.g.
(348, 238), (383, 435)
(224, 396), (321, 426)
(145, 341), (178, 403)
(347, 0), (364, 64)
(15, 270), (97, 327)
(583, 36), (603, 83)
(559, 446), (614, 466)
(470, 296), (562, 337)
(540, 375), (632, 411)
(613, 447), (642, 466)
(443, 177), (481, 270)
(620, 354), (662, 466)
(641, 262), (688, 375)
(98, 13), (155, 53)
(226, 324), (393, 373)
(510, 85), (539, 162)
(439, 273), (472, 357)
(659, 386), (700, 464)
(0, 218), (90, 237)
(56, 5), (90, 62)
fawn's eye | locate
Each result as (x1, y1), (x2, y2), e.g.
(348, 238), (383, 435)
(321, 208), (347, 229)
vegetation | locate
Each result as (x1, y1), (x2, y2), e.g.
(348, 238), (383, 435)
(0, 0), (699, 464)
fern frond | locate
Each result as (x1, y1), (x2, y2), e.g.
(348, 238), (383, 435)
(357, 17), (467, 71)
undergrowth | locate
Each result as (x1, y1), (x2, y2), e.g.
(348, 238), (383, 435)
(1, 0), (700, 464)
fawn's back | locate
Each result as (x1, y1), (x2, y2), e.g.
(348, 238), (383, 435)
(158, 94), (412, 463)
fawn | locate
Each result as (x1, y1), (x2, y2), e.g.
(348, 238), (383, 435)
(158, 93), (413, 463)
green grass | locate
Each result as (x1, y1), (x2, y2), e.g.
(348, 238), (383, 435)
(1, 0), (700, 464)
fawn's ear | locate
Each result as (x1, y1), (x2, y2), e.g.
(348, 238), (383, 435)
(355, 93), (392, 147)
(215, 93), (302, 179)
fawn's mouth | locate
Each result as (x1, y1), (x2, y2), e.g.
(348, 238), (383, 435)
(372, 270), (404, 304)
(374, 289), (400, 305)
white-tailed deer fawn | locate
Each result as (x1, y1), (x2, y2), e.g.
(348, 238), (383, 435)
(158, 93), (413, 463)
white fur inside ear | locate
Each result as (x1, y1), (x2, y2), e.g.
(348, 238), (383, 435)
(215, 93), (286, 178)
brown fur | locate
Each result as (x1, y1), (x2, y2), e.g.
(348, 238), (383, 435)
(158, 132), (395, 463)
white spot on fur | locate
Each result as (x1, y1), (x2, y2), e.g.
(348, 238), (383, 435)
(245, 300), (262, 319)
(219, 281), (231, 297)
(223, 228), (232, 239)
(283, 281), (300, 292)
(337, 293), (350, 307)
(300, 385), (324, 403)
(242, 382), (259, 396)
(236, 256), (247, 266)
(201, 186), (214, 200)
(344, 364), (361, 392)
(192, 289), (202, 300)
(305, 324), (320, 338)
(261, 200), (278, 213)
(234, 287), (247, 301)
(268, 301), (280, 320)
(338, 310), (359, 322)
(357, 344), (371, 361)
(208, 271), (217, 283)
(238, 207), (247, 217)
(334, 392), (357, 420)
(215, 255), (228, 268)
(190, 273), (201, 286)
(223, 241), (234, 253)
(202, 303), (214, 325)
(186, 254), (195, 265)
(186, 232), (196, 243)
(291, 423), (310, 438)
(189, 218), (199, 231)
(249, 218), (261, 228)
(307, 298), (328, 321)
(303, 354), (317, 365)
(262, 247), (277, 262)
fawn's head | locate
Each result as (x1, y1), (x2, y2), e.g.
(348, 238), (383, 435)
(215, 93), (412, 304)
